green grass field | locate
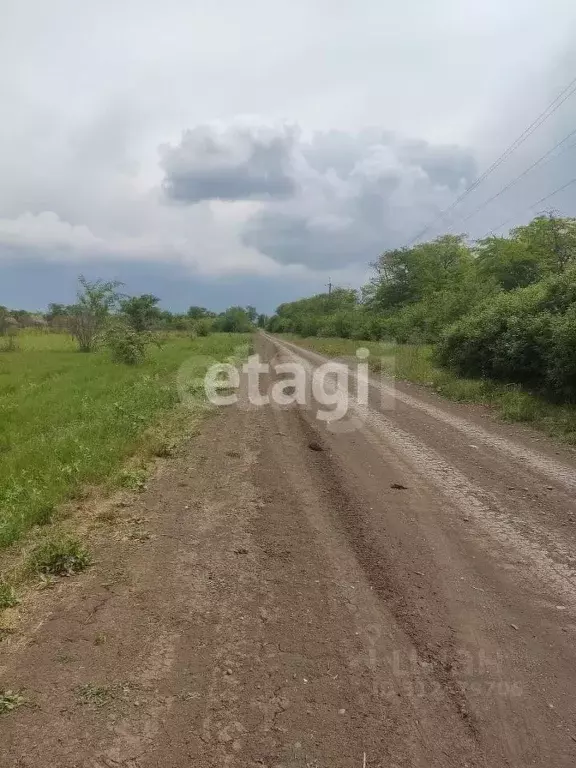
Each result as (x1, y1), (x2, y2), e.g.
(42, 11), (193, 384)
(0, 332), (249, 548)
(283, 335), (576, 445)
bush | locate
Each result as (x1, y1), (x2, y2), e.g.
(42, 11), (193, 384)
(545, 306), (576, 400)
(194, 318), (212, 337)
(350, 325), (369, 341)
(317, 322), (338, 338)
(104, 322), (150, 365)
(28, 536), (91, 576)
(438, 269), (576, 401)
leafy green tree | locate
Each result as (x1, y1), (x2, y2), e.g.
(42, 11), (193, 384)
(214, 306), (253, 333)
(68, 275), (122, 352)
(187, 306), (210, 319)
(120, 294), (161, 332)
(474, 236), (540, 291)
(366, 235), (472, 313)
(511, 215), (576, 275)
(46, 303), (68, 318)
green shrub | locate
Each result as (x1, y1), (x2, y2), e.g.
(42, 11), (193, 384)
(28, 536), (91, 576)
(194, 318), (212, 337)
(438, 269), (576, 401)
(104, 322), (149, 365)
(0, 582), (19, 609)
(317, 322), (338, 338)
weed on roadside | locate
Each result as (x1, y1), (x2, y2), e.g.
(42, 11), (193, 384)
(75, 683), (111, 707)
(28, 536), (91, 576)
(0, 582), (19, 610)
(0, 691), (24, 715)
(117, 468), (147, 492)
(56, 651), (76, 664)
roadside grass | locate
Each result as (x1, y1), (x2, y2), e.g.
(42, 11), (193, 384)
(0, 332), (250, 548)
(282, 335), (576, 445)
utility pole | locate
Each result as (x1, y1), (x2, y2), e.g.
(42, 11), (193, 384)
(326, 277), (332, 296)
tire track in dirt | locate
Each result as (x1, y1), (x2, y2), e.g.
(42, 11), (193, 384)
(268, 334), (576, 612)
(261, 332), (576, 766)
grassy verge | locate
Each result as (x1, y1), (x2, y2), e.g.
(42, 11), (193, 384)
(282, 335), (576, 445)
(0, 332), (250, 548)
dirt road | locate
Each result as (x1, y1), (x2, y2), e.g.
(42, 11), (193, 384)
(2, 333), (576, 767)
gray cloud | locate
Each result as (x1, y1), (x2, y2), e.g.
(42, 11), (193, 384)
(158, 123), (478, 268)
(1, 0), (576, 297)
(243, 129), (478, 268)
(160, 123), (298, 203)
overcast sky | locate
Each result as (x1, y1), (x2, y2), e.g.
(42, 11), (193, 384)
(2, 0), (576, 312)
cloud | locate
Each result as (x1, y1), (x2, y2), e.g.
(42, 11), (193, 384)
(244, 128), (478, 268)
(0, 211), (104, 252)
(160, 122), (299, 203)
(2, 0), (576, 307)
(0, 207), (290, 280)
(158, 122), (478, 269)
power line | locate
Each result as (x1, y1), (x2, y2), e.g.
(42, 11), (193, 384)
(448, 127), (576, 229)
(407, 73), (576, 245)
(485, 176), (576, 237)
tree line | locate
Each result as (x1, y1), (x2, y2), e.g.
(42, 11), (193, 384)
(0, 276), (263, 362)
(267, 214), (576, 401)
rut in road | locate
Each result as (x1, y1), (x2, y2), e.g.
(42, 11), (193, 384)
(1, 332), (576, 767)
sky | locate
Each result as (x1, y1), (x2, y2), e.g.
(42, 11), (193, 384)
(2, 0), (576, 313)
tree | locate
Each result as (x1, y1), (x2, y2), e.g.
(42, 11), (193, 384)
(120, 294), (161, 332)
(45, 303), (70, 331)
(366, 235), (473, 313)
(474, 236), (540, 291)
(187, 306), (210, 320)
(245, 305), (257, 323)
(46, 303), (69, 321)
(511, 215), (576, 275)
(214, 306), (253, 333)
(68, 276), (122, 352)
